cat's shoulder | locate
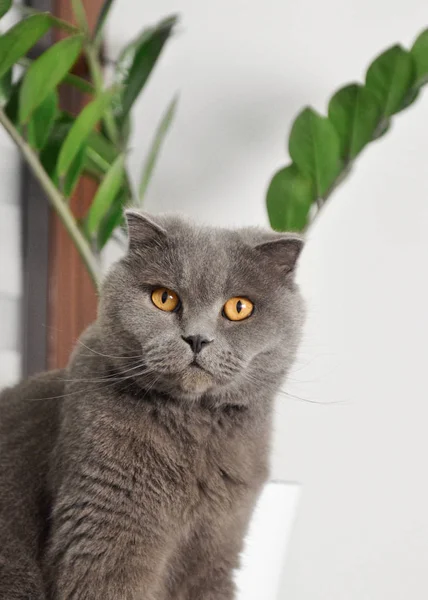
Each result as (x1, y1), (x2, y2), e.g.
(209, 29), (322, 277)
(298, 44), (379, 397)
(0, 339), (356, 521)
(0, 369), (66, 427)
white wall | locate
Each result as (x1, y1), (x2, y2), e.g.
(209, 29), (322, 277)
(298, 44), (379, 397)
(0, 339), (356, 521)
(0, 8), (22, 388)
(107, 1), (428, 598)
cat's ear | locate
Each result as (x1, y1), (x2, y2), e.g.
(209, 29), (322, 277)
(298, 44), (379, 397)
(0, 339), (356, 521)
(254, 235), (304, 275)
(125, 210), (167, 251)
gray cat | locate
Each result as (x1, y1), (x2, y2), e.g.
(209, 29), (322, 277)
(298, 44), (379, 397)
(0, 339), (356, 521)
(0, 212), (305, 600)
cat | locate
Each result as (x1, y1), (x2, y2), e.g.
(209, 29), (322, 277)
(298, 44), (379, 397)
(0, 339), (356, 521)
(0, 211), (305, 600)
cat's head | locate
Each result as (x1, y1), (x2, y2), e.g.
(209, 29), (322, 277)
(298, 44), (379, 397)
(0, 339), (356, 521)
(99, 212), (305, 405)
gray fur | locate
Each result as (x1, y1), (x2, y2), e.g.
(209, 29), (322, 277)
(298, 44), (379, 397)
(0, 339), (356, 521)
(0, 213), (305, 600)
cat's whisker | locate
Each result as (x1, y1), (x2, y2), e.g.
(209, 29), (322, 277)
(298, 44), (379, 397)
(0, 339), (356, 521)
(28, 366), (159, 403)
(84, 366), (158, 388)
(60, 361), (151, 384)
(27, 383), (107, 403)
(140, 374), (163, 399)
(240, 369), (344, 406)
(276, 388), (348, 406)
(42, 324), (141, 360)
(76, 339), (143, 360)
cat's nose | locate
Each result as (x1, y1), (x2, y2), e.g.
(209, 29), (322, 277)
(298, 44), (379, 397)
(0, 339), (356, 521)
(182, 335), (212, 354)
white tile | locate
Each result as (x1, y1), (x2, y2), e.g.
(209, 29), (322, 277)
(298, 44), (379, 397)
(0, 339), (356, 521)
(102, 237), (126, 274)
(0, 146), (20, 205)
(0, 294), (20, 351)
(235, 482), (301, 600)
(0, 350), (21, 390)
(0, 204), (21, 297)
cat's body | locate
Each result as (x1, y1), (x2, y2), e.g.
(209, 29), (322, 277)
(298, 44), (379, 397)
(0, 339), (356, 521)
(0, 213), (305, 600)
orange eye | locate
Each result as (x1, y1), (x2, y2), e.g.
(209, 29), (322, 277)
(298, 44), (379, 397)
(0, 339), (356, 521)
(223, 297), (254, 321)
(151, 288), (180, 312)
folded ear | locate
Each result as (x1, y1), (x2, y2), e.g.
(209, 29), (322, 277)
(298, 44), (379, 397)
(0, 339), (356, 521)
(125, 210), (167, 251)
(254, 235), (304, 275)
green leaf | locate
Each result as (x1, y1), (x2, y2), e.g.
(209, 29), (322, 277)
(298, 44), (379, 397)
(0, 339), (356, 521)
(372, 117), (391, 141)
(0, 14), (53, 79)
(411, 29), (428, 88)
(84, 150), (109, 180)
(113, 15), (177, 127)
(365, 45), (416, 116)
(93, 0), (115, 45)
(139, 95), (177, 201)
(4, 75), (23, 123)
(0, 0), (12, 19)
(39, 113), (74, 178)
(63, 72), (95, 95)
(84, 130), (118, 178)
(97, 191), (127, 249)
(0, 69), (12, 107)
(328, 84), (382, 160)
(266, 164), (315, 232)
(40, 113), (86, 195)
(4, 70), (92, 130)
(71, 0), (89, 34)
(401, 86), (420, 111)
(16, 6), (80, 33)
(63, 144), (87, 197)
(86, 154), (126, 236)
(43, 14), (79, 34)
(57, 92), (113, 178)
(120, 114), (131, 144)
(288, 107), (342, 199)
(27, 90), (58, 151)
(17, 56), (94, 94)
(19, 34), (84, 124)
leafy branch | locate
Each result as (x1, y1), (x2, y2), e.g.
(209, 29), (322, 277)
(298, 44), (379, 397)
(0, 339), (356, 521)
(0, 106), (99, 281)
(266, 29), (428, 232)
(0, 0), (179, 288)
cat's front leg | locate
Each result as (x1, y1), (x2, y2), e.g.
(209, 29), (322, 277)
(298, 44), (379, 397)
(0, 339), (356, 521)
(44, 387), (182, 600)
(44, 454), (175, 600)
(172, 566), (237, 600)
(183, 563), (237, 600)
(45, 501), (170, 600)
(172, 496), (260, 600)
(173, 523), (247, 600)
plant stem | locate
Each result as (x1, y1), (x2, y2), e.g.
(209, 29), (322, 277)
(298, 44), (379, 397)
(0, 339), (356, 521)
(307, 161), (354, 231)
(0, 108), (101, 289)
(71, 0), (90, 36)
(85, 45), (120, 146)
(81, 19), (137, 205)
(85, 45), (136, 205)
(72, 0), (120, 146)
(85, 45), (104, 91)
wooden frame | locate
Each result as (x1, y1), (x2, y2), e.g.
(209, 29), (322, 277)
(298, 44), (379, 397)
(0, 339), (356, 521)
(22, 0), (103, 375)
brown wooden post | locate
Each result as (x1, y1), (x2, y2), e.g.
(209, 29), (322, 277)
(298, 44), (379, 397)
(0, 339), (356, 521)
(47, 0), (104, 369)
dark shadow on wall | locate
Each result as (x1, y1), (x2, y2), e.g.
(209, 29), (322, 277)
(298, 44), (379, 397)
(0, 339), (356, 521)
(21, 0), (52, 377)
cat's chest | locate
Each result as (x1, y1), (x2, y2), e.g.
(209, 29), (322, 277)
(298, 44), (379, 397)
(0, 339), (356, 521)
(191, 445), (249, 515)
(94, 403), (265, 518)
(134, 412), (254, 513)
(168, 420), (257, 514)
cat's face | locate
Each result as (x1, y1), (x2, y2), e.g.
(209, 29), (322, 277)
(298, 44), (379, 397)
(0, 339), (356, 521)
(99, 212), (305, 404)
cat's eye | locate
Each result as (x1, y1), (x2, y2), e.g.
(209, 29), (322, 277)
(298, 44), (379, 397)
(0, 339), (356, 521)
(223, 297), (254, 321)
(151, 288), (180, 312)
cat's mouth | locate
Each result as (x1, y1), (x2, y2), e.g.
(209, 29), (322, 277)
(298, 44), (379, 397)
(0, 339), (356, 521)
(190, 358), (210, 373)
(176, 359), (214, 396)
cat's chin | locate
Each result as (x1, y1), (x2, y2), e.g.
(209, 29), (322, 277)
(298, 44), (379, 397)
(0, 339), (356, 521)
(176, 365), (214, 398)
